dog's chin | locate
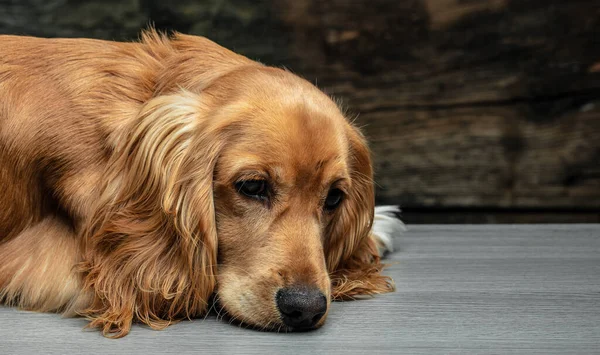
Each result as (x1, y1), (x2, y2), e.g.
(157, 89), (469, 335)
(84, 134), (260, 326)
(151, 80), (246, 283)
(211, 300), (324, 332)
(245, 319), (325, 333)
(221, 315), (322, 333)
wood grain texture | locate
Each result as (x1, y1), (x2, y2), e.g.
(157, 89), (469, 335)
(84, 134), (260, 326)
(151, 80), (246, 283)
(1, 0), (599, 216)
(273, 0), (600, 210)
(1, 225), (599, 354)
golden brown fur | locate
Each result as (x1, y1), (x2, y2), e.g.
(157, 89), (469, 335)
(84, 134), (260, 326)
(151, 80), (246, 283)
(0, 31), (393, 338)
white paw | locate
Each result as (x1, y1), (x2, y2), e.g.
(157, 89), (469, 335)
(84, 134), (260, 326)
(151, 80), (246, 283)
(372, 205), (406, 256)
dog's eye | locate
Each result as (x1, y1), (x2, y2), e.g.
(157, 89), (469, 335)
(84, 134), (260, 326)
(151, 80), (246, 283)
(324, 188), (344, 211)
(235, 180), (268, 200)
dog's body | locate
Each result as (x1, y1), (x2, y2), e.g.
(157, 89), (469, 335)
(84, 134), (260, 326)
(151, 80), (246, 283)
(0, 31), (403, 337)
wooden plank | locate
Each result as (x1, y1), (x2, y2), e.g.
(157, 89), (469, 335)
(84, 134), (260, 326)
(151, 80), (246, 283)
(1, 0), (599, 212)
(369, 107), (600, 208)
(401, 209), (600, 224)
(1, 225), (599, 354)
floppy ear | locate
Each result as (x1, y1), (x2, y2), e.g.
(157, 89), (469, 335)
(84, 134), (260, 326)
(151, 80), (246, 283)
(79, 91), (223, 338)
(325, 126), (395, 300)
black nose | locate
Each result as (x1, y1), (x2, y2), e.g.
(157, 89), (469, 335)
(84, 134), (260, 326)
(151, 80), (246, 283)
(276, 285), (328, 329)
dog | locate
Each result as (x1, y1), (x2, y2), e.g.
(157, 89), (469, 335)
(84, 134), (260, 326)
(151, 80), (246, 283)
(0, 30), (404, 338)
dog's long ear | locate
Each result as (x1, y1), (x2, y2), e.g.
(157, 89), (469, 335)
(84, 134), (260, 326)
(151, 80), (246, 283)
(325, 126), (395, 300)
(80, 91), (223, 338)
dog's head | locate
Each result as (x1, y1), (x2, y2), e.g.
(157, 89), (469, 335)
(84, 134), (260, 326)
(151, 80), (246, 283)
(86, 35), (392, 337)
(197, 66), (387, 330)
(207, 67), (371, 330)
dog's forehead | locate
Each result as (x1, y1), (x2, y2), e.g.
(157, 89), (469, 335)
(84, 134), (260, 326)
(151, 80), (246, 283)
(259, 94), (348, 157)
(271, 109), (348, 184)
(214, 66), (352, 182)
(221, 97), (350, 185)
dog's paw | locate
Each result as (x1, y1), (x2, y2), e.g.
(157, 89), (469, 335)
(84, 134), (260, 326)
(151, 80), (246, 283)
(372, 205), (406, 257)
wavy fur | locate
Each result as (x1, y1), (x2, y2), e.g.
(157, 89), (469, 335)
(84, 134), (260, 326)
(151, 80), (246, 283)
(0, 30), (401, 337)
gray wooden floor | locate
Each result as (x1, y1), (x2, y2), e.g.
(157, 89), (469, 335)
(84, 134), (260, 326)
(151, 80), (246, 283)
(1, 225), (599, 354)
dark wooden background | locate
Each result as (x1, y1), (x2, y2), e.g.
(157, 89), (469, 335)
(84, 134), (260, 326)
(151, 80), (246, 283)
(1, 0), (599, 223)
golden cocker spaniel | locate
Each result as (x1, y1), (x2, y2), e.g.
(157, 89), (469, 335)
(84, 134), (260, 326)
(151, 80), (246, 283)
(0, 31), (404, 338)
